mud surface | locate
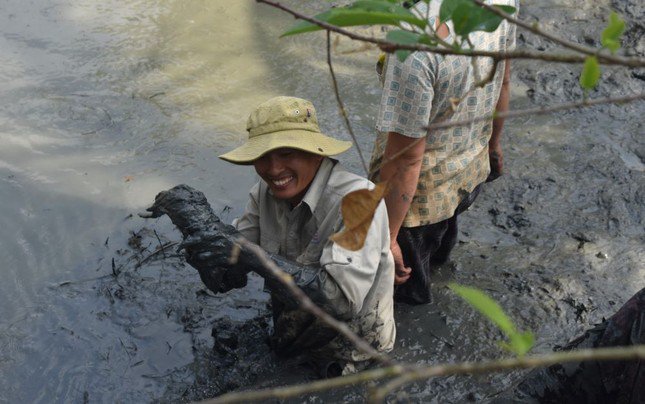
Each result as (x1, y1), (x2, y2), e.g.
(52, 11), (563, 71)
(0, 0), (643, 402)
(139, 1), (645, 401)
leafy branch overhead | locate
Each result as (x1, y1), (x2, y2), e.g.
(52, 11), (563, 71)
(579, 11), (626, 91)
(281, 0), (629, 86)
(283, 0), (517, 62)
(275, 0), (635, 250)
(282, 1), (428, 37)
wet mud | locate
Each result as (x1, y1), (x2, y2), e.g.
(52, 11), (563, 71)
(186, 2), (643, 402)
(88, 1), (644, 402)
(1, 0), (643, 402)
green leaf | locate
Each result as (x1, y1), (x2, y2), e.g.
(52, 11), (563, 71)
(450, 2), (475, 35)
(351, 0), (416, 15)
(580, 56), (601, 90)
(418, 33), (438, 47)
(440, 0), (470, 23)
(281, 1), (426, 37)
(441, 0), (516, 36)
(394, 50), (412, 62)
(386, 29), (421, 62)
(475, 5), (517, 32)
(601, 11), (625, 54)
(386, 28), (422, 44)
(449, 283), (515, 335)
(449, 283), (534, 356)
(495, 5), (517, 14)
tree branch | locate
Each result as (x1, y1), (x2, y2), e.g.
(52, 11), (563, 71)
(473, 0), (622, 64)
(369, 92), (645, 176)
(256, 0), (645, 67)
(206, 365), (405, 404)
(327, 31), (369, 176)
(236, 239), (393, 366)
(207, 345), (645, 403)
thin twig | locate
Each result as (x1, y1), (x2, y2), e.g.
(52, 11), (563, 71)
(368, 344), (645, 402)
(327, 31), (369, 176)
(237, 239), (393, 365)
(53, 274), (113, 287)
(474, 59), (500, 89)
(207, 345), (645, 403)
(369, 92), (645, 176)
(256, 0), (645, 67)
(207, 365), (406, 404)
(153, 229), (167, 259)
(134, 241), (178, 269)
(472, 0), (614, 62)
(429, 92), (645, 131)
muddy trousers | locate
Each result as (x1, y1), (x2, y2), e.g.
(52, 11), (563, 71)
(394, 184), (482, 305)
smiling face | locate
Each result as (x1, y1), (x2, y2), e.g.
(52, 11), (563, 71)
(253, 148), (323, 207)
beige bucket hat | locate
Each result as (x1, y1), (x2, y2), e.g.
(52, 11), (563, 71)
(219, 96), (352, 165)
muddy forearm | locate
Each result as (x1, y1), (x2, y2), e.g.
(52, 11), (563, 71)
(144, 185), (352, 318)
(258, 253), (352, 320)
(143, 184), (224, 237)
(188, 242), (352, 319)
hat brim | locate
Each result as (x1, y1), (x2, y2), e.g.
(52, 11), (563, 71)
(219, 129), (353, 165)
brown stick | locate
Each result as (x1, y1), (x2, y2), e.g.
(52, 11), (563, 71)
(206, 345), (645, 403)
(368, 344), (645, 402)
(473, 0), (617, 63)
(327, 31), (369, 176)
(237, 239), (393, 365)
(369, 92), (645, 176)
(256, 0), (645, 67)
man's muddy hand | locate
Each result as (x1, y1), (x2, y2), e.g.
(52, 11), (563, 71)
(180, 230), (244, 269)
(179, 226), (249, 293)
(138, 184), (221, 237)
(140, 185), (247, 293)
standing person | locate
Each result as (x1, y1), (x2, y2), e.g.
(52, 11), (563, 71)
(369, 0), (518, 304)
(145, 96), (395, 377)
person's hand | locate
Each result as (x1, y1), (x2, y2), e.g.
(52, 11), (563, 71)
(180, 230), (248, 293)
(180, 229), (238, 269)
(486, 143), (504, 182)
(390, 240), (411, 285)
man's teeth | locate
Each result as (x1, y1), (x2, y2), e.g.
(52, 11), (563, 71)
(273, 176), (293, 186)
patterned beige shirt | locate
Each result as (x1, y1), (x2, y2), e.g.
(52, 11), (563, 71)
(370, 0), (518, 227)
(234, 158), (395, 370)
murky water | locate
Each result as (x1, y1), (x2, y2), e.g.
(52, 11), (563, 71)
(0, 1), (382, 401)
(1, 0), (643, 402)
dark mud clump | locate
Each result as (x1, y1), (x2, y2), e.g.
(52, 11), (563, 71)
(181, 313), (275, 401)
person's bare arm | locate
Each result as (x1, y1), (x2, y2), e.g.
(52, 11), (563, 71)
(379, 131), (426, 284)
(488, 61), (511, 182)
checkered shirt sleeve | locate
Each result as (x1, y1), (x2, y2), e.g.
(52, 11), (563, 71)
(376, 52), (436, 139)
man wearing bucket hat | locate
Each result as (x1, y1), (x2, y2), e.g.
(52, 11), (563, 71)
(145, 96), (395, 376)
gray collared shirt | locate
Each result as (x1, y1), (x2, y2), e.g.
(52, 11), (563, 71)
(234, 158), (395, 367)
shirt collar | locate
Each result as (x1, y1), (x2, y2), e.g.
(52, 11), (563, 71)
(299, 157), (335, 219)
